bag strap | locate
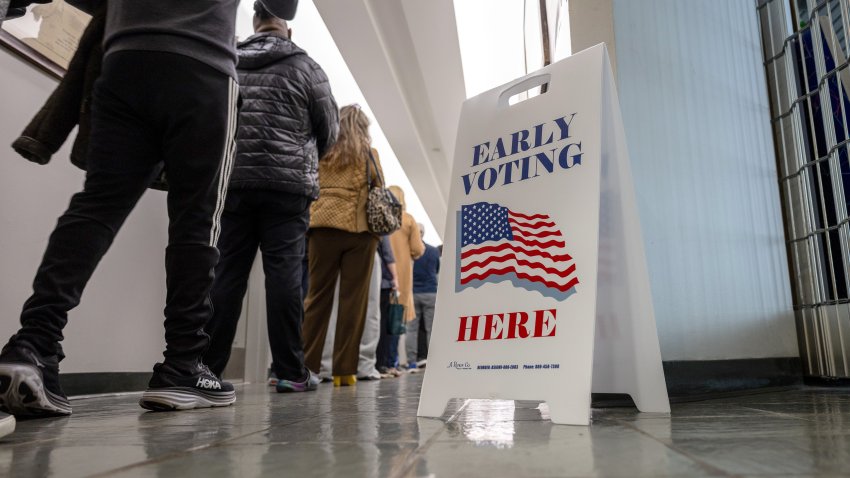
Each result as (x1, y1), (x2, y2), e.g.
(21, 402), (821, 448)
(366, 149), (372, 188)
(366, 149), (385, 189)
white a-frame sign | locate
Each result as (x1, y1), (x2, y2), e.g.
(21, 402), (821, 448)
(418, 44), (670, 425)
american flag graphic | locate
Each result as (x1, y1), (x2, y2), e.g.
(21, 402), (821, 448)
(458, 202), (579, 295)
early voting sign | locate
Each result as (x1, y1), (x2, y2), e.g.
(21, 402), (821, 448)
(418, 44), (670, 425)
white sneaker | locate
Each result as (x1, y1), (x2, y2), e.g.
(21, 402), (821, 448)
(357, 369), (382, 381)
(0, 412), (16, 439)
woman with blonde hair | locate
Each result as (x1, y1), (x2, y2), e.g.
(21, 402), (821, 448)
(302, 104), (384, 386)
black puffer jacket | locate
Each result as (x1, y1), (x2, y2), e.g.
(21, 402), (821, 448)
(232, 33), (338, 198)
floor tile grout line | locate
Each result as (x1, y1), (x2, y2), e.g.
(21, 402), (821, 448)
(614, 418), (740, 478)
(84, 411), (330, 478)
(390, 399), (473, 478)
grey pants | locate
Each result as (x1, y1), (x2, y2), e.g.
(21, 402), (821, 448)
(0, 0), (10, 25)
(319, 252), (382, 379)
(406, 293), (436, 363)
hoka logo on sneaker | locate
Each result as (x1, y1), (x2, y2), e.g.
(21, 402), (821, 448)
(196, 377), (222, 390)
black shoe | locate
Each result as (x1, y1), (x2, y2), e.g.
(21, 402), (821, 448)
(139, 362), (236, 412)
(0, 345), (71, 417)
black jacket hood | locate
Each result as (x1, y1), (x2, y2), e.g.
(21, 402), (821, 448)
(237, 33), (306, 70)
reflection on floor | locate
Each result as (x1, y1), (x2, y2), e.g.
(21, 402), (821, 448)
(1, 374), (849, 477)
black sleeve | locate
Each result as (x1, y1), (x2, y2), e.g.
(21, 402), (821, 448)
(308, 62), (339, 159)
(9, 0), (50, 8)
(64, 0), (104, 15)
(380, 236), (396, 265)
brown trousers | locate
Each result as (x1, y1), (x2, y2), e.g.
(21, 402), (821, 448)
(303, 228), (378, 375)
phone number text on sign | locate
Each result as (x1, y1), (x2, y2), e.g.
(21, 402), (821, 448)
(474, 363), (561, 370)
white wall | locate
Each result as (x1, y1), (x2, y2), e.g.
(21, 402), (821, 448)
(0, 53), (168, 373)
(607, 0), (798, 361)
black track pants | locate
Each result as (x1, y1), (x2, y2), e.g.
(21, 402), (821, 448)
(10, 51), (238, 367)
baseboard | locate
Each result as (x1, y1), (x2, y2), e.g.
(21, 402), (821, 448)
(662, 357), (802, 395)
(803, 375), (850, 387)
(60, 358), (804, 400)
(591, 357), (803, 407)
(60, 372), (151, 397)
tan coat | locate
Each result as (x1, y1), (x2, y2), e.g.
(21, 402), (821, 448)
(310, 148), (383, 233)
(388, 186), (425, 321)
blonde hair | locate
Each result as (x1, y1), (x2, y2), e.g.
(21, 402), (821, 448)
(324, 104), (371, 170)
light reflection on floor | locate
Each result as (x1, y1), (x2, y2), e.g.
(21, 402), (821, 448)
(458, 399), (516, 448)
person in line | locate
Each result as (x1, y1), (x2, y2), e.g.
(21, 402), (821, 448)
(407, 224), (440, 369)
(301, 105), (384, 387)
(203, 1), (338, 393)
(375, 235), (401, 377)
(378, 186), (425, 375)
(268, 231), (311, 386)
(318, 243), (389, 381)
(0, 0), (297, 416)
(360, 240), (395, 379)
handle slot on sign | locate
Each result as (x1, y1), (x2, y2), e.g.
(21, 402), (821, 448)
(498, 73), (551, 109)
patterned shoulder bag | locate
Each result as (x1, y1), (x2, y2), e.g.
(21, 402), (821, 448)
(365, 150), (403, 235)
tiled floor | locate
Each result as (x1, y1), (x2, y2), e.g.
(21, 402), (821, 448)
(1, 374), (849, 477)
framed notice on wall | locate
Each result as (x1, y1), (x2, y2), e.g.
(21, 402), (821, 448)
(0, 0), (89, 78)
